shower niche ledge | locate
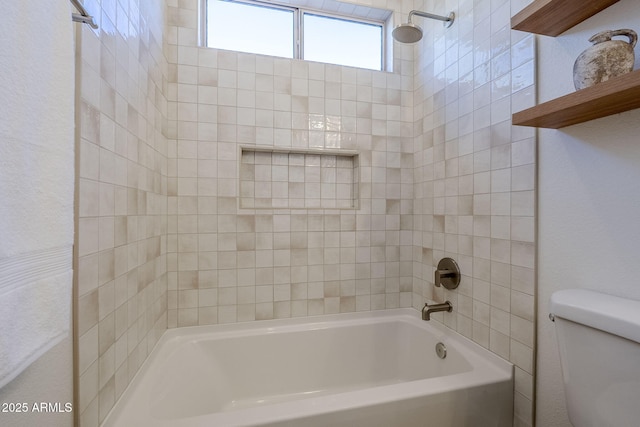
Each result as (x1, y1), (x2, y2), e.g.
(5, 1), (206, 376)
(239, 146), (360, 210)
(513, 69), (640, 128)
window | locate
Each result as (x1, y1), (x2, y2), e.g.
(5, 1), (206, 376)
(204, 0), (386, 71)
(303, 14), (382, 70)
(206, 0), (295, 58)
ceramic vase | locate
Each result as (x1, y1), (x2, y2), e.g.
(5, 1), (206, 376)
(573, 29), (637, 90)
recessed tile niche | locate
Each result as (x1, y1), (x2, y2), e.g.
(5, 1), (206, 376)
(239, 147), (359, 209)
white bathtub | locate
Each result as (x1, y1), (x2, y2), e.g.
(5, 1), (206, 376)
(102, 309), (513, 427)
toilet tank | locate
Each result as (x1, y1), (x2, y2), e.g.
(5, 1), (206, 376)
(550, 289), (640, 427)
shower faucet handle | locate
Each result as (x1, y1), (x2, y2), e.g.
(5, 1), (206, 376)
(434, 269), (455, 287)
(434, 258), (461, 290)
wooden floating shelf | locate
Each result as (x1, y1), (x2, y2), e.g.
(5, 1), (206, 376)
(513, 69), (640, 128)
(511, 0), (620, 36)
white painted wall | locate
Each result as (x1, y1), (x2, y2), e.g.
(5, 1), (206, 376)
(537, 0), (640, 425)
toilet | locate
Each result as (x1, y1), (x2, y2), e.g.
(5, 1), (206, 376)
(550, 289), (640, 427)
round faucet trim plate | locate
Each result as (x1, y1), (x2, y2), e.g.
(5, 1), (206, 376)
(436, 257), (461, 290)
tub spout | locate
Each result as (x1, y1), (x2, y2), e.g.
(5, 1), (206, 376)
(422, 301), (453, 320)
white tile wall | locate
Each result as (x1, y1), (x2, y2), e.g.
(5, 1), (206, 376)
(75, 1), (169, 425)
(239, 149), (359, 209)
(412, 0), (536, 426)
(74, 0), (538, 426)
(167, 0), (417, 327)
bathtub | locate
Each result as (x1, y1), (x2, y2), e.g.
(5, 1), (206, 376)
(102, 309), (513, 427)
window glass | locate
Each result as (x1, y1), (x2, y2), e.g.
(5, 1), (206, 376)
(303, 13), (382, 70)
(205, 0), (385, 71)
(207, 0), (294, 58)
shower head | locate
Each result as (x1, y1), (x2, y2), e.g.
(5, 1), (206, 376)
(392, 23), (424, 44)
(392, 10), (455, 43)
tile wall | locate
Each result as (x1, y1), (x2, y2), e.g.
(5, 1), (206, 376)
(72, 0), (538, 426)
(411, 0), (536, 426)
(166, 0), (418, 326)
(75, 1), (169, 425)
(238, 149), (360, 209)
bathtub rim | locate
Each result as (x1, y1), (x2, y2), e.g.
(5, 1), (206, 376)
(102, 308), (514, 427)
(152, 308), (513, 368)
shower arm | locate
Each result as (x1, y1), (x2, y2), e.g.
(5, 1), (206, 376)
(70, 0), (99, 29)
(408, 10), (454, 27)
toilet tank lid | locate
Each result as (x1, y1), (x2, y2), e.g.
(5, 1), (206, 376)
(550, 289), (640, 344)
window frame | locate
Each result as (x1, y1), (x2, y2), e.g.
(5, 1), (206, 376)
(201, 0), (387, 71)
